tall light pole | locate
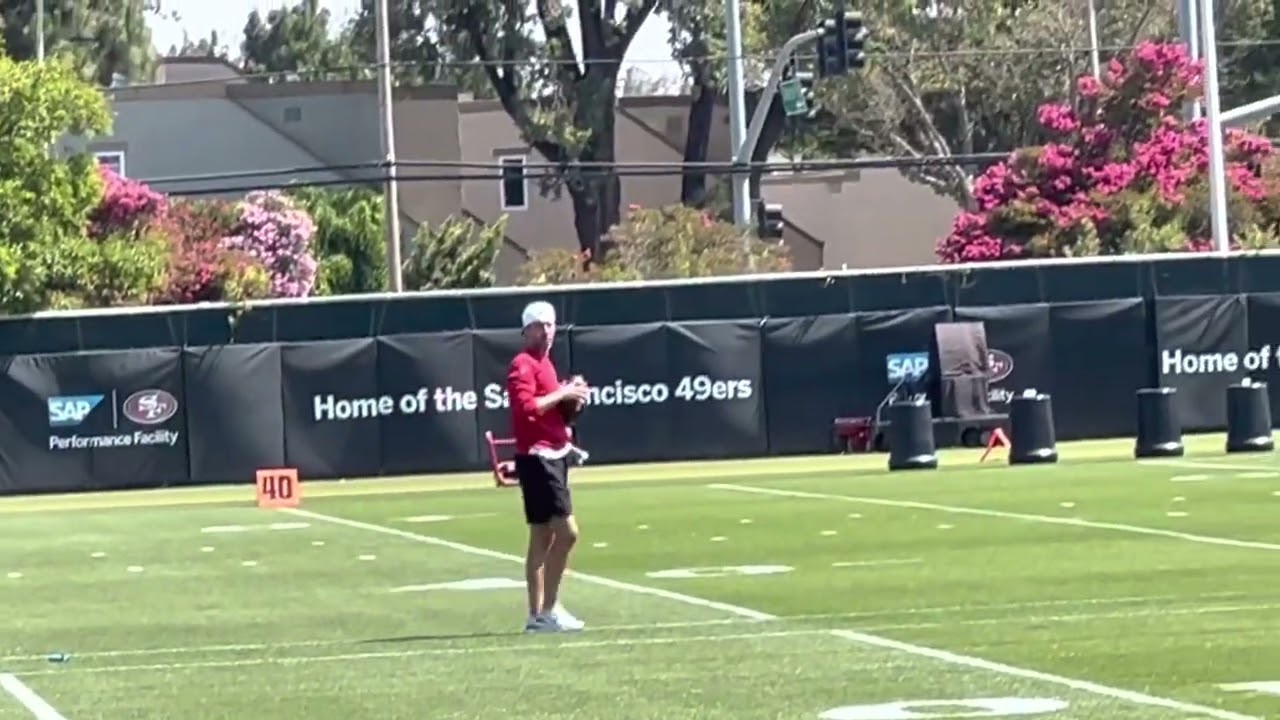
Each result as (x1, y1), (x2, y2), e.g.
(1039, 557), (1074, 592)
(36, 0), (44, 63)
(1086, 0), (1100, 79)
(725, 0), (750, 228)
(1200, 0), (1230, 253)
(374, 0), (404, 291)
(1178, 0), (1202, 120)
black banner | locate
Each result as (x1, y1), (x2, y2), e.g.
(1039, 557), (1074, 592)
(954, 304), (1053, 415)
(184, 344), (284, 485)
(665, 321), (765, 460)
(376, 333), (479, 475)
(761, 315), (861, 455)
(1049, 299), (1150, 440)
(7, 293), (1280, 495)
(281, 339), (381, 480)
(563, 323), (669, 463)
(1155, 295), (1249, 431)
(0, 349), (187, 494)
(1246, 293), (1280, 420)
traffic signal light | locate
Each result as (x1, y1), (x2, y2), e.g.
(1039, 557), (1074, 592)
(816, 18), (843, 78)
(757, 201), (784, 239)
(842, 11), (867, 70)
(815, 11), (868, 78)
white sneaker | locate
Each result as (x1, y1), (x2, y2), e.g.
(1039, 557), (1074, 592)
(546, 605), (585, 631)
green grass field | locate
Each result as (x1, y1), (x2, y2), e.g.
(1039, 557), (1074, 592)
(4, 435), (1280, 719)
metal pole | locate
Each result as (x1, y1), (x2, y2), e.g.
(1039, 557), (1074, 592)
(1178, 0), (1201, 120)
(1221, 94), (1280, 127)
(374, 0), (404, 291)
(1086, 0), (1100, 79)
(1200, 0), (1230, 253)
(737, 30), (823, 168)
(36, 0), (44, 63)
(725, 0), (750, 227)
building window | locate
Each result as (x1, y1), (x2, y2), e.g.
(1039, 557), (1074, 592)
(94, 151), (125, 177)
(499, 155), (527, 210)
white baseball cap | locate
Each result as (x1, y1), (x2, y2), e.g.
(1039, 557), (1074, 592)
(521, 301), (556, 329)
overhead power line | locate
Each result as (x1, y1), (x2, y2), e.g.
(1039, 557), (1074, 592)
(147, 153), (1011, 196)
(141, 38), (1280, 90)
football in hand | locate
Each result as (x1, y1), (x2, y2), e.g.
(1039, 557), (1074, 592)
(559, 396), (585, 424)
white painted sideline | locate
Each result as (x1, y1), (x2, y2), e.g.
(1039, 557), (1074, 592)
(0, 673), (67, 720)
(1141, 459), (1278, 472)
(287, 508), (1257, 720)
(0, 590), (1246, 663)
(14, 630), (827, 679)
(3, 597), (1268, 666)
(710, 484), (1280, 552)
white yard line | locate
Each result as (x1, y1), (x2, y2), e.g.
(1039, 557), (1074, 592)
(14, 630), (827, 678)
(0, 673), (67, 720)
(2, 596), (1266, 664)
(285, 507), (1258, 720)
(1140, 459), (1277, 472)
(710, 483), (1280, 552)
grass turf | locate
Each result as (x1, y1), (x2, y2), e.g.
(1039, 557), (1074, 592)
(3, 434), (1280, 719)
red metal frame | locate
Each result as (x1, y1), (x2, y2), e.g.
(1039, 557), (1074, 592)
(484, 428), (579, 487)
(484, 431), (521, 487)
(832, 416), (875, 453)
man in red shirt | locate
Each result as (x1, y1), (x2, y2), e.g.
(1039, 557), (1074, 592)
(506, 300), (589, 633)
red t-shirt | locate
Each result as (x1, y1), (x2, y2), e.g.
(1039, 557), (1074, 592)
(506, 349), (571, 454)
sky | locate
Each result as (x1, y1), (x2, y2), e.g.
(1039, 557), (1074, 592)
(149, 0), (683, 82)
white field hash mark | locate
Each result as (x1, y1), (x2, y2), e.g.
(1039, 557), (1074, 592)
(710, 483), (1280, 552)
(282, 508), (1259, 720)
(0, 672), (68, 719)
(3, 595), (1269, 666)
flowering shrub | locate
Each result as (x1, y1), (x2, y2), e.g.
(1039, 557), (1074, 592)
(88, 166), (167, 240)
(151, 199), (269, 305)
(223, 191), (318, 298)
(938, 42), (1280, 263)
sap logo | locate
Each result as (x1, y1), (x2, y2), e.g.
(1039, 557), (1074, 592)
(48, 395), (104, 427)
(885, 352), (929, 381)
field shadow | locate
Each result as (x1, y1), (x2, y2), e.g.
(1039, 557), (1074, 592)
(360, 631), (519, 644)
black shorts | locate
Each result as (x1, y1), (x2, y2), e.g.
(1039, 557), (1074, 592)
(515, 454), (572, 525)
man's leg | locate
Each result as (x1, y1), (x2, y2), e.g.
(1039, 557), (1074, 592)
(540, 513), (579, 612)
(525, 524), (554, 616)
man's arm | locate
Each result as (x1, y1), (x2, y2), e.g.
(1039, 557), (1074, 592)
(507, 360), (568, 415)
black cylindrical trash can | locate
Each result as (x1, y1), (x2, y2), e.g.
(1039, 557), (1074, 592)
(1226, 381), (1274, 453)
(1009, 392), (1058, 464)
(887, 399), (938, 471)
(1135, 387), (1184, 458)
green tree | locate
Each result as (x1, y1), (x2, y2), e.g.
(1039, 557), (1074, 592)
(518, 204), (789, 284)
(402, 214), (503, 290)
(241, 0), (355, 80)
(439, 0), (658, 256)
(0, 54), (111, 312)
(289, 185), (389, 295)
(662, 0), (805, 208)
(346, 0), (541, 98)
(1, 0), (157, 86)
(170, 29), (229, 59)
(786, 0), (1173, 208)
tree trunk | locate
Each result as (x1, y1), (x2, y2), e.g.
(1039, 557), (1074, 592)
(681, 80), (716, 206)
(566, 69), (624, 260)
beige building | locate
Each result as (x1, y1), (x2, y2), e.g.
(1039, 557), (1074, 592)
(67, 57), (961, 283)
